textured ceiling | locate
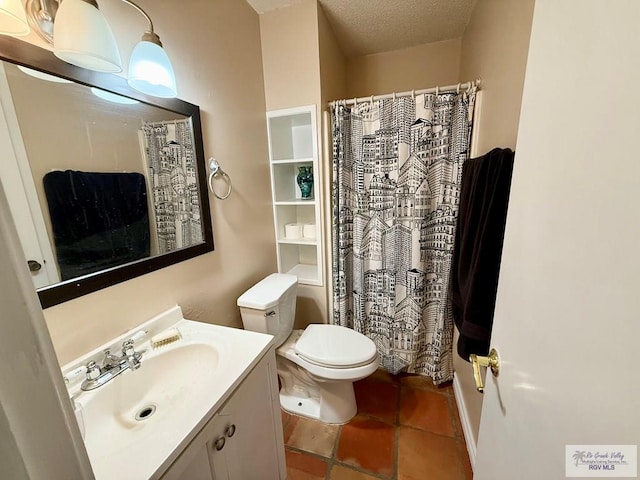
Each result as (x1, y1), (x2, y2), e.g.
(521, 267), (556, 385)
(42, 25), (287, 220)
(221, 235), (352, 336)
(245, 0), (478, 58)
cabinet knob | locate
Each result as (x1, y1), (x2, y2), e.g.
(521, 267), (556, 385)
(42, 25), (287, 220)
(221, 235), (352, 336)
(225, 424), (236, 438)
(214, 436), (226, 451)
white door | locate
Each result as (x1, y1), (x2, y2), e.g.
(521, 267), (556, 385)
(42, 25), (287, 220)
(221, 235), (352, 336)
(474, 1), (640, 479)
(0, 64), (58, 288)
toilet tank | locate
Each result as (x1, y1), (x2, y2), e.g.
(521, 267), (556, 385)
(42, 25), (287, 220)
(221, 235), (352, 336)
(237, 273), (298, 347)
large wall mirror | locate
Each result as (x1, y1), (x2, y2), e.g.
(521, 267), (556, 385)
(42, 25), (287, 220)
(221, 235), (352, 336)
(0, 36), (214, 308)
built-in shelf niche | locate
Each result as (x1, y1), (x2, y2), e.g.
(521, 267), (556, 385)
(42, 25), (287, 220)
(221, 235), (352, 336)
(268, 113), (314, 161)
(272, 162), (316, 202)
(279, 244), (319, 284)
(275, 204), (316, 243)
(267, 105), (322, 287)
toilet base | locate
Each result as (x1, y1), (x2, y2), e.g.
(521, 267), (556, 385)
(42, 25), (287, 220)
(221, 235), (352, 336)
(275, 329), (378, 424)
(279, 379), (357, 424)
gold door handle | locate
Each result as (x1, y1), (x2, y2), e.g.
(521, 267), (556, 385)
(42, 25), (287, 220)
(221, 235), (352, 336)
(469, 348), (500, 393)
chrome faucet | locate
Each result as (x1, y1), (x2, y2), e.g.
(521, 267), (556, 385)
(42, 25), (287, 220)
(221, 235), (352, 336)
(81, 339), (143, 391)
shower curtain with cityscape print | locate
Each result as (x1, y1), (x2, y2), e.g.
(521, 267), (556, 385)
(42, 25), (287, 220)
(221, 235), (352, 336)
(331, 87), (476, 383)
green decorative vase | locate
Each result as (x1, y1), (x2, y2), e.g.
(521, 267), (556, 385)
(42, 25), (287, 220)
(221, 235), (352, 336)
(296, 166), (314, 199)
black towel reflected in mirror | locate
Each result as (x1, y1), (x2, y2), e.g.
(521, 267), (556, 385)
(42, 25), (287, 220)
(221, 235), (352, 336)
(43, 170), (150, 281)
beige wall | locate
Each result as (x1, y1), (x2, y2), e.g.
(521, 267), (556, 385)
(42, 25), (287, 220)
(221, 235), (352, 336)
(459, 0), (536, 156)
(318, 3), (348, 321)
(23, 0), (277, 365)
(454, 0), (536, 452)
(260, 0), (329, 328)
(260, 0), (320, 112)
(318, 5), (347, 108)
(346, 39), (462, 99)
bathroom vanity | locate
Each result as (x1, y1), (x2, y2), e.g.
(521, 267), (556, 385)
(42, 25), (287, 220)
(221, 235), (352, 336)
(61, 307), (286, 480)
(160, 352), (282, 480)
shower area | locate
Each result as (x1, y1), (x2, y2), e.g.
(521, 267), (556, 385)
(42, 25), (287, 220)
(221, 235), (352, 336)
(329, 85), (478, 384)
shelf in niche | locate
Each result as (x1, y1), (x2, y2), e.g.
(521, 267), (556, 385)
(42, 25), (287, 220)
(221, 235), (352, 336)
(286, 263), (320, 285)
(269, 113), (313, 161)
(272, 161), (316, 202)
(277, 238), (317, 245)
(274, 199), (315, 205)
(271, 158), (314, 165)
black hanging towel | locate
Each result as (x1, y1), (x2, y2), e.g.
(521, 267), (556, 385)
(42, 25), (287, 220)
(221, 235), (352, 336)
(449, 148), (515, 361)
(43, 170), (150, 281)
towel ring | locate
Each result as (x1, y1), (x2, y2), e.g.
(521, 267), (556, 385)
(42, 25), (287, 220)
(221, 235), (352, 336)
(208, 158), (232, 200)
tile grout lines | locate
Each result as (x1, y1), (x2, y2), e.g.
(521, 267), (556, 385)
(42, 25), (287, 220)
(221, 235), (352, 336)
(282, 371), (472, 480)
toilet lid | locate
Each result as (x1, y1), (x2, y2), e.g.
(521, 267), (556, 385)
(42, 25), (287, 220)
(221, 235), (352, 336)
(294, 324), (377, 368)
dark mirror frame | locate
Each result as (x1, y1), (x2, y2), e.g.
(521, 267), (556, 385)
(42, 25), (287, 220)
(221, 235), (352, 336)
(0, 36), (214, 309)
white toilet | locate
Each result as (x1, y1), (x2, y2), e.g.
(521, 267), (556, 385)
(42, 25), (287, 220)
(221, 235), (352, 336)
(237, 273), (379, 424)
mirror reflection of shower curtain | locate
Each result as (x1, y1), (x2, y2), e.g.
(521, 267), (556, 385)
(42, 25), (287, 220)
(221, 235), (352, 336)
(331, 87), (476, 383)
(140, 119), (203, 254)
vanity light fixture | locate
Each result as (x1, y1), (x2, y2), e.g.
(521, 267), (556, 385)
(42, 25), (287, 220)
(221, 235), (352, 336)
(124, 1), (177, 98)
(53, 0), (122, 73)
(22, 0), (177, 97)
(0, 0), (30, 36)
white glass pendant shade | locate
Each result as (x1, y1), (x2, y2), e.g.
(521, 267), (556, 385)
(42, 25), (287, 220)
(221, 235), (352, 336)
(128, 40), (177, 98)
(0, 0), (30, 36)
(53, 0), (122, 73)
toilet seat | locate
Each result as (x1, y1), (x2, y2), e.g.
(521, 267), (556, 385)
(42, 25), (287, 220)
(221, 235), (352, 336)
(295, 324), (377, 368)
(278, 328), (379, 382)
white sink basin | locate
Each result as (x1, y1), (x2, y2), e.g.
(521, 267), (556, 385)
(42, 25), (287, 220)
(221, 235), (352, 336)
(62, 307), (274, 479)
(79, 343), (219, 459)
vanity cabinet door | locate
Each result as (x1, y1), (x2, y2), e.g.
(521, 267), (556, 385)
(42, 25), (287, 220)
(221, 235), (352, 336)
(167, 444), (214, 480)
(160, 432), (215, 480)
(211, 354), (285, 479)
(207, 413), (231, 479)
(161, 350), (285, 480)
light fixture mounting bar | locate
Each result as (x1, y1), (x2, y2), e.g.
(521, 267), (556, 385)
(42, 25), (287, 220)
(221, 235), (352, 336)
(25, 0), (58, 44)
(119, 0), (154, 34)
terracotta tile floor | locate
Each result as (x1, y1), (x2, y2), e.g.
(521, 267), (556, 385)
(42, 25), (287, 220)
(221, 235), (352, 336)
(282, 370), (473, 480)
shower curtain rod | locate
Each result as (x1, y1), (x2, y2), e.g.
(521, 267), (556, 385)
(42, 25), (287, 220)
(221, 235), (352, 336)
(328, 79), (480, 108)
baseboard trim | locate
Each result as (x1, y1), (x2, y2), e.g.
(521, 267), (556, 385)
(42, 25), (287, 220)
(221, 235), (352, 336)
(453, 372), (477, 470)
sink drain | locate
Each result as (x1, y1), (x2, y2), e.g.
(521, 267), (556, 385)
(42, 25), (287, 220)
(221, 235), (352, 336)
(135, 405), (156, 421)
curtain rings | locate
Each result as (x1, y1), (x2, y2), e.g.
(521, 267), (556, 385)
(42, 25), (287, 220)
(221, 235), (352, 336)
(456, 83), (461, 94)
(435, 86), (439, 96)
(370, 95), (374, 104)
(392, 91), (396, 101)
(353, 97), (358, 107)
